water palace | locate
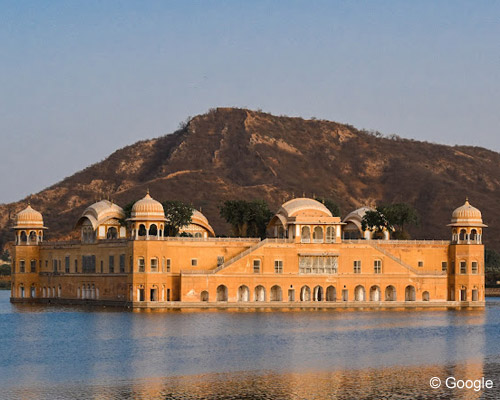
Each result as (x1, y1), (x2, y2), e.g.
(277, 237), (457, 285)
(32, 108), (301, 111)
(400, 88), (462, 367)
(10, 194), (486, 308)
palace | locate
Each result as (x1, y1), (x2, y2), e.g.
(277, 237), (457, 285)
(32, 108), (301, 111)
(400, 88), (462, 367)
(10, 194), (486, 308)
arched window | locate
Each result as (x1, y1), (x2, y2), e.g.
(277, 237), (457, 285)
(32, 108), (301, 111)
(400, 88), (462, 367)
(270, 285), (282, 301)
(20, 231), (27, 243)
(370, 285), (381, 301)
(405, 285), (416, 301)
(107, 227), (118, 239)
(300, 285), (311, 301)
(354, 285), (365, 301)
(194, 232), (202, 238)
(201, 291), (209, 302)
(216, 285), (228, 302)
(149, 224), (158, 236)
(138, 224), (147, 237)
(459, 229), (467, 242)
(385, 285), (397, 301)
(326, 227), (335, 243)
(326, 286), (336, 301)
(313, 226), (324, 243)
(254, 285), (266, 302)
(422, 291), (430, 301)
(29, 231), (37, 243)
(470, 229), (478, 242)
(238, 285), (250, 302)
(301, 226), (311, 243)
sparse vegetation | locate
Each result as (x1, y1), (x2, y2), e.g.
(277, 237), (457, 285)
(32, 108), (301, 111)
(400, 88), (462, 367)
(162, 201), (194, 237)
(485, 249), (500, 287)
(219, 200), (273, 239)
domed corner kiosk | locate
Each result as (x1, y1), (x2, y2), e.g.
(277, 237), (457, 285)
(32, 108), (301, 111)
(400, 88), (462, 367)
(447, 199), (487, 303)
(128, 191), (167, 240)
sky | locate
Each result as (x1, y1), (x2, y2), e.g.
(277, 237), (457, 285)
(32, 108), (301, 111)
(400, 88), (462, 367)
(0, 0), (499, 204)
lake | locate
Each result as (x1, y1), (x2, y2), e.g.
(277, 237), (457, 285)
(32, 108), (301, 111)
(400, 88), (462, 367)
(1, 290), (499, 399)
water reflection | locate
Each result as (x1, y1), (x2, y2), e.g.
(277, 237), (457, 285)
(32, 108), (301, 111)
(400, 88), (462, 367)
(0, 291), (499, 399)
(4, 363), (500, 400)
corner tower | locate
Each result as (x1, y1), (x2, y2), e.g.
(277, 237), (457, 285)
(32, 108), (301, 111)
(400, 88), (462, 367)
(447, 199), (486, 303)
(11, 203), (47, 299)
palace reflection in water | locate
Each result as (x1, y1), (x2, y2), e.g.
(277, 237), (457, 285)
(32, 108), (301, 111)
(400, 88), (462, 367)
(1, 292), (500, 399)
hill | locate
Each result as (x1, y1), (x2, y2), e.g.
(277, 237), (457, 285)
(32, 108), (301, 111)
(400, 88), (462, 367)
(1, 107), (499, 250)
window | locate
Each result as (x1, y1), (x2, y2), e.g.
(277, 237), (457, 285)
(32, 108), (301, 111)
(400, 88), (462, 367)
(353, 260), (361, 274)
(45, 260), (48, 269)
(217, 256), (224, 267)
(451, 261), (455, 275)
(460, 261), (467, 274)
(20, 260), (25, 273)
(65, 256), (70, 273)
(166, 259), (171, 272)
(191, 259), (198, 267)
(299, 256), (338, 274)
(109, 255), (115, 273)
(100, 260), (103, 273)
(120, 254), (125, 273)
(326, 226), (335, 243)
(374, 260), (381, 274)
(301, 226), (311, 243)
(253, 259), (261, 273)
(313, 226), (324, 243)
(442, 262), (447, 272)
(274, 260), (283, 274)
(82, 255), (96, 273)
(138, 258), (145, 272)
(30, 260), (36, 273)
(151, 258), (158, 272)
(472, 262), (478, 274)
(53, 260), (57, 273)
(129, 256), (133, 273)
(418, 261), (424, 268)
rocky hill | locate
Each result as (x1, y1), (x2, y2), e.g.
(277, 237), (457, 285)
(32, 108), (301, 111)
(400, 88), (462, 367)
(1, 107), (499, 250)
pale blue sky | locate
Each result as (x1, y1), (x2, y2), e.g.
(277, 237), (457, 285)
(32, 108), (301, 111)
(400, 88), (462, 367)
(1, 1), (499, 203)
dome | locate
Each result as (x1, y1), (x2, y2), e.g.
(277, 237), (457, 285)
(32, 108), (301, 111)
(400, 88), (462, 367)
(76, 200), (125, 230)
(129, 192), (166, 221)
(14, 204), (46, 228)
(449, 199), (487, 227)
(191, 209), (215, 236)
(279, 198), (332, 218)
(343, 206), (374, 225)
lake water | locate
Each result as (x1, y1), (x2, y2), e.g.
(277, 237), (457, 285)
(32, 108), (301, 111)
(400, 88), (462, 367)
(1, 290), (500, 399)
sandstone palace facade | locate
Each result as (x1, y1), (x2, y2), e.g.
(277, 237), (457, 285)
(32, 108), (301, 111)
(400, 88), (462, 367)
(10, 194), (486, 308)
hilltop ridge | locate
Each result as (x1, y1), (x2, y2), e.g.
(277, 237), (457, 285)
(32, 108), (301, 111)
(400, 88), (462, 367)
(1, 107), (499, 249)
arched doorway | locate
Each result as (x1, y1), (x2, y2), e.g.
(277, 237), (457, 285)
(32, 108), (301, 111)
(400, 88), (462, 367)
(326, 286), (336, 301)
(300, 285), (311, 301)
(313, 285), (323, 301)
(238, 285), (250, 302)
(422, 291), (430, 301)
(216, 285), (228, 302)
(354, 285), (365, 301)
(200, 291), (209, 302)
(385, 285), (397, 301)
(369, 285), (381, 301)
(405, 285), (416, 301)
(270, 285), (282, 301)
(255, 285), (266, 302)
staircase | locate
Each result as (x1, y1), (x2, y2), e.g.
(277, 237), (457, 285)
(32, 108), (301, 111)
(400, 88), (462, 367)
(369, 242), (420, 274)
(213, 238), (291, 273)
